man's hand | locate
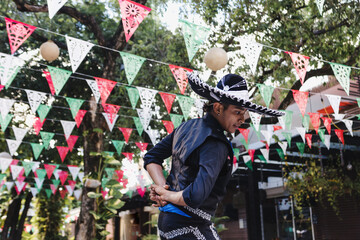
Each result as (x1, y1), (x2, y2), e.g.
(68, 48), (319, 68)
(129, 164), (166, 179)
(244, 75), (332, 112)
(150, 184), (187, 206)
(150, 184), (169, 207)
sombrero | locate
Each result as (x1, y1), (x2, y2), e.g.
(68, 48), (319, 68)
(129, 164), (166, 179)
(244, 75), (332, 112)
(187, 71), (285, 117)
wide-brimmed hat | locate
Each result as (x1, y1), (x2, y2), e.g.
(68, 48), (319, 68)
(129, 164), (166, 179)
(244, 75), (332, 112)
(187, 71), (284, 117)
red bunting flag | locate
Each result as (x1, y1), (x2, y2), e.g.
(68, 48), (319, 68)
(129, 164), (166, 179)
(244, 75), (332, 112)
(285, 51), (310, 85)
(33, 117), (46, 135)
(50, 184), (57, 194)
(159, 92), (176, 114)
(5, 18), (37, 54)
(239, 128), (250, 143)
(43, 70), (56, 95)
(260, 140), (269, 150)
(56, 146), (69, 162)
(102, 103), (121, 124)
(58, 170), (69, 185)
(169, 65), (193, 95)
(0, 85), (4, 92)
(115, 170), (124, 182)
(335, 129), (344, 145)
(17, 175), (26, 184)
(273, 126), (282, 132)
(248, 149), (255, 162)
(135, 142), (148, 152)
(137, 186), (146, 197)
(321, 117), (332, 134)
(119, 127), (132, 143)
(66, 135), (78, 152)
(162, 120), (174, 134)
(44, 164), (57, 179)
(67, 180), (76, 189)
(101, 189), (108, 199)
(308, 112), (320, 134)
(60, 189), (67, 199)
(15, 183), (27, 195)
(75, 109), (87, 128)
(292, 90), (309, 117)
(305, 134), (312, 149)
(94, 77), (117, 104)
(119, 0), (152, 42)
(122, 152), (134, 161)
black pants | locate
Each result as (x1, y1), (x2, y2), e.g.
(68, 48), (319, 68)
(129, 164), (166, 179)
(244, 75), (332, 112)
(158, 212), (220, 240)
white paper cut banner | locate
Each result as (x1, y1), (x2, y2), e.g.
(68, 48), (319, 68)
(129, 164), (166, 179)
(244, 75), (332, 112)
(260, 130), (272, 144)
(66, 36), (94, 72)
(47, 0), (68, 19)
(240, 40), (263, 75)
(0, 98), (15, 120)
(249, 111), (262, 132)
(35, 177), (44, 189)
(86, 79), (101, 103)
(296, 127), (306, 143)
(278, 141), (288, 154)
(60, 120), (76, 140)
(342, 119), (353, 136)
(324, 135), (331, 150)
(136, 108), (152, 130)
(102, 113), (119, 132)
(6, 139), (22, 155)
(0, 157), (13, 173)
(326, 94), (341, 115)
(30, 187), (38, 197)
(10, 165), (23, 180)
(136, 87), (158, 109)
(65, 185), (74, 196)
(0, 53), (25, 87)
(12, 126), (28, 142)
(260, 148), (269, 162)
(74, 189), (82, 200)
(5, 182), (14, 191)
(145, 128), (159, 146)
(68, 165), (80, 180)
(25, 89), (47, 113)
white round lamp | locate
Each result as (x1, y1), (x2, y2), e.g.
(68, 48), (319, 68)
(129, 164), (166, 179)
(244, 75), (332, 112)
(40, 40), (59, 62)
(204, 47), (228, 71)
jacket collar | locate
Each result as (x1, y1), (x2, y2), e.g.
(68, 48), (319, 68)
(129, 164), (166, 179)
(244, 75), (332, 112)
(203, 113), (226, 136)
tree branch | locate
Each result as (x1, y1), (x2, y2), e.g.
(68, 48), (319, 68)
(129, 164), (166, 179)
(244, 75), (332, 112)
(312, 19), (350, 35)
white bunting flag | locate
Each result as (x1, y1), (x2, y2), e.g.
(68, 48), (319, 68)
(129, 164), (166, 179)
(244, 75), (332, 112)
(193, 99), (207, 118)
(324, 135), (331, 150)
(278, 115), (286, 131)
(86, 79), (101, 103)
(74, 189), (82, 200)
(145, 128), (160, 146)
(53, 169), (61, 180)
(330, 63), (351, 95)
(66, 36), (94, 72)
(15, 180), (26, 191)
(68, 165), (80, 180)
(326, 94), (341, 115)
(260, 148), (269, 162)
(249, 111), (262, 132)
(136, 108), (152, 130)
(12, 126), (28, 142)
(78, 172), (84, 182)
(316, 0), (325, 15)
(278, 141), (288, 155)
(333, 113), (345, 121)
(102, 113), (119, 132)
(6, 139), (22, 156)
(240, 40), (263, 75)
(0, 53), (25, 87)
(260, 130), (272, 144)
(30, 187), (38, 197)
(10, 165), (23, 180)
(60, 120), (76, 140)
(243, 155), (252, 164)
(25, 89), (47, 113)
(0, 98), (15, 120)
(47, 0), (68, 19)
(65, 185), (74, 196)
(296, 127), (306, 143)
(342, 119), (353, 136)
(0, 157), (13, 173)
(136, 87), (158, 110)
(31, 162), (40, 173)
(35, 177), (44, 189)
(5, 181), (14, 191)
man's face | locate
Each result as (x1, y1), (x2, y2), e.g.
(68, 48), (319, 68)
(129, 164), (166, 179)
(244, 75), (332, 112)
(217, 104), (247, 133)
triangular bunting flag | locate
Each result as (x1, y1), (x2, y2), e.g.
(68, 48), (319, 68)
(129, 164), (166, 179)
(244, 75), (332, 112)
(126, 87), (140, 109)
(68, 165), (80, 180)
(65, 36), (94, 72)
(179, 19), (210, 62)
(33, 117), (46, 135)
(56, 146), (69, 162)
(194, 98), (206, 118)
(257, 84), (274, 107)
(35, 169), (47, 181)
(162, 120), (174, 134)
(159, 92), (176, 114)
(12, 126), (28, 142)
(342, 119), (353, 136)
(102, 113), (119, 132)
(37, 104), (52, 122)
(86, 79), (101, 103)
(10, 165), (23, 180)
(6, 139), (21, 156)
(25, 89), (47, 113)
(177, 95), (194, 120)
(305, 134), (312, 149)
(5, 18), (37, 54)
(119, 0), (152, 42)
(169, 113), (183, 129)
(74, 189), (82, 200)
(278, 141), (288, 155)
(249, 111), (262, 132)
(145, 128), (159, 146)
(260, 130), (272, 145)
(318, 128), (325, 143)
(52, 179), (61, 189)
(169, 65), (192, 95)
(239, 40), (263, 75)
(94, 77), (117, 104)
(136, 109), (151, 131)
(40, 131), (55, 149)
(239, 128), (250, 143)
(326, 94), (341, 115)
(276, 148), (285, 160)
(324, 134), (331, 150)
(5, 181), (14, 191)
(112, 140), (125, 155)
(120, 52), (146, 85)
(60, 120), (76, 140)
(102, 103), (121, 124)
(122, 153), (134, 161)
(0, 98), (15, 120)
(58, 170), (69, 185)
(316, 0), (325, 15)
(282, 132), (292, 147)
(133, 116), (144, 136)
(296, 127), (306, 143)
(296, 142), (305, 156)
(43, 70), (56, 95)
(119, 127), (132, 143)
(75, 109), (87, 128)
(301, 114), (310, 132)
(135, 142), (148, 152)
(137, 87), (158, 109)
(285, 51), (310, 85)
(243, 155), (253, 171)
(45, 188), (52, 198)
(259, 148), (269, 163)
(0, 53), (25, 88)
(47, 0), (68, 19)
(30, 143), (44, 160)
(47, 66), (72, 95)
(0, 114), (13, 132)
(44, 164), (57, 179)
(240, 138), (249, 151)
(22, 161), (35, 176)
(329, 62), (351, 95)
(308, 112), (320, 134)
(65, 185), (74, 196)
(321, 117), (332, 134)
(30, 187), (38, 197)
(248, 149), (255, 162)
(66, 135), (78, 152)
(335, 129), (344, 145)
(292, 90), (308, 117)
(273, 125), (282, 132)
(65, 97), (85, 119)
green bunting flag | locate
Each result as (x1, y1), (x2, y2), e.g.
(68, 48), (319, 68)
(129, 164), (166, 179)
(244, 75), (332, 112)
(37, 104), (51, 122)
(132, 117), (143, 136)
(301, 114), (310, 132)
(296, 142), (305, 156)
(0, 114), (13, 132)
(104, 168), (115, 178)
(284, 111), (293, 130)
(40, 131), (55, 149)
(177, 95), (194, 120)
(45, 188), (52, 198)
(282, 132), (292, 147)
(126, 87), (140, 109)
(125, 190), (133, 198)
(233, 148), (240, 161)
(47, 66), (72, 95)
(179, 19), (211, 62)
(250, 123), (262, 140)
(169, 113), (183, 129)
(318, 128), (325, 143)
(240, 138), (249, 151)
(120, 52), (146, 85)
(22, 161), (35, 176)
(52, 179), (61, 189)
(30, 143), (44, 160)
(257, 84), (274, 107)
(65, 97), (85, 119)
(329, 62), (351, 95)
(357, 98), (360, 107)
(112, 140), (125, 155)
(0, 173), (6, 182)
(276, 148), (285, 160)
(4, 66), (21, 89)
(257, 154), (267, 163)
(102, 177), (110, 189)
(36, 169), (47, 181)
(243, 155), (253, 171)
(103, 151), (115, 157)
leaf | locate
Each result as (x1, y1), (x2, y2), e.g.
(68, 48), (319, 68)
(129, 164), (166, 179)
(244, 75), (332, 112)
(106, 206), (117, 214)
(89, 210), (101, 220)
(100, 230), (110, 236)
(95, 223), (104, 230)
(105, 159), (121, 166)
(90, 151), (102, 156)
(93, 128), (103, 133)
(87, 192), (102, 198)
(106, 198), (125, 209)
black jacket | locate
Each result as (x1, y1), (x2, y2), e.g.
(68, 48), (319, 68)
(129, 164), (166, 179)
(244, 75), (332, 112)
(144, 113), (233, 217)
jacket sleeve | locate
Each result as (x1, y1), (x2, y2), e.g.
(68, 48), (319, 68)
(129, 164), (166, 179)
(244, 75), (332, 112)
(143, 132), (173, 170)
(182, 137), (229, 208)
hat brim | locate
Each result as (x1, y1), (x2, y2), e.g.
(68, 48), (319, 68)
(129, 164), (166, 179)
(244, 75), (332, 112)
(187, 72), (285, 117)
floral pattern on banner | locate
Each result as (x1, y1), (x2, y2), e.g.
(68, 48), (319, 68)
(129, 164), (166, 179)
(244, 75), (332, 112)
(5, 18), (36, 54)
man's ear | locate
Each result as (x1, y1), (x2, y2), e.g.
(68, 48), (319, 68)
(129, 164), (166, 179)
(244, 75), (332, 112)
(213, 102), (223, 114)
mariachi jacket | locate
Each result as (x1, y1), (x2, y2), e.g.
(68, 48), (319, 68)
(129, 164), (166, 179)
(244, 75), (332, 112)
(144, 113), (234, 219)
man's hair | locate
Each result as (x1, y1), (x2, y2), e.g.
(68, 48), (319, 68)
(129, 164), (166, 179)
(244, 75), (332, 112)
(203, 100), (230, 113)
